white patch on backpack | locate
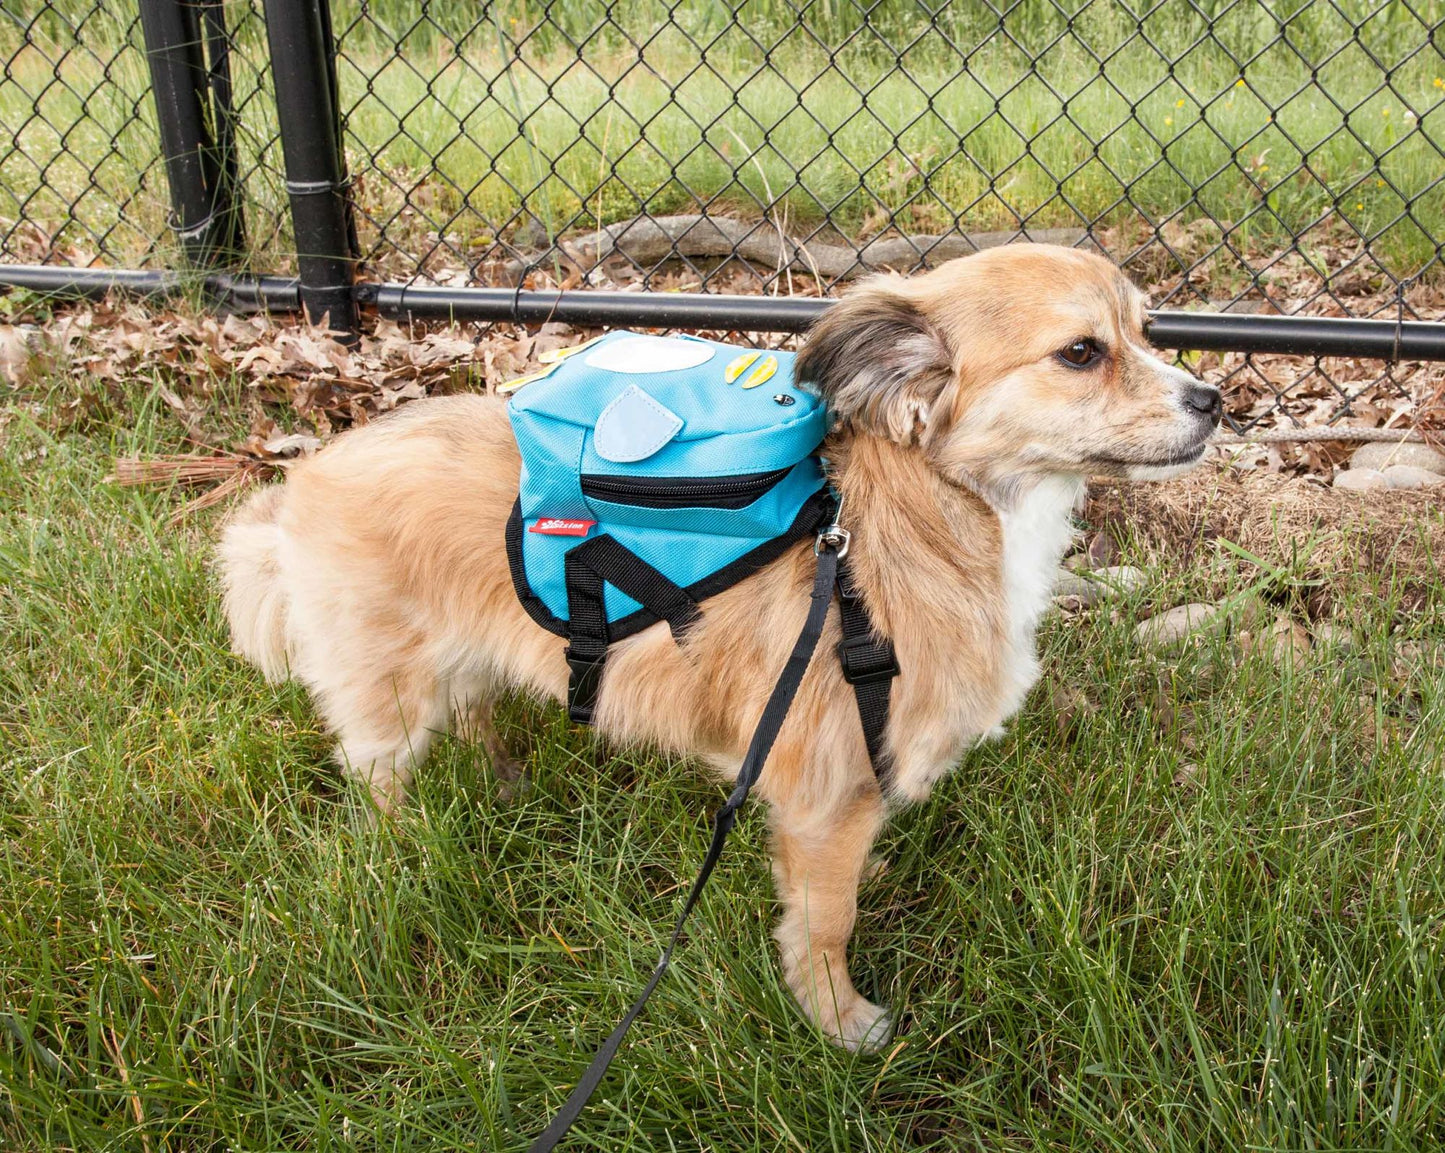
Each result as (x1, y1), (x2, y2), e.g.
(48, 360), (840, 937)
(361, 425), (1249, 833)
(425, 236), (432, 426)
(593, 384), (685, 462)
(583, 335), (716, 374)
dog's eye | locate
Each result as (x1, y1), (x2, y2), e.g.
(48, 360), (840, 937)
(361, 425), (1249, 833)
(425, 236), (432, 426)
(1056, 338), (1101, 368)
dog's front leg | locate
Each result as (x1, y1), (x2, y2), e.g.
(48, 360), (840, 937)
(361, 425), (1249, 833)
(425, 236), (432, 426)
(770, 787), (891, 1051)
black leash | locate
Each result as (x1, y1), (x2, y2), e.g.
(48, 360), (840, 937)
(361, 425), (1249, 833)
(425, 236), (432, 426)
(527, 530), (845, 1152)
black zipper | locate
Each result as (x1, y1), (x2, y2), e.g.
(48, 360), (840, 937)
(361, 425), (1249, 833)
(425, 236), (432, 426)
(580, 467), (792, 509)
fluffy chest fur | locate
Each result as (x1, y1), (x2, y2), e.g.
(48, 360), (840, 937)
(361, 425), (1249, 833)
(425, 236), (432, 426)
(993, 475), (1086, 716)
(849, 448), (1084, 803)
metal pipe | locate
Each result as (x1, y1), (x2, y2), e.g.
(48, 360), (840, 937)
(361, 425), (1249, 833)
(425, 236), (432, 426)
(6, 270), (1445, 362)
(0, 265), (299, 311)
(261, 0), (358, 335)
(363, 284), (1445, 361)
(357, 284), (830, 332)
(1144, 311), (1445, 360)
(200, 0), (246, 259)
(137, 0), (236, 267)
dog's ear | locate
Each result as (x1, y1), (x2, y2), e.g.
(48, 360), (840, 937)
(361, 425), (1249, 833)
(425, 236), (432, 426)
(795, 280), (953, 443)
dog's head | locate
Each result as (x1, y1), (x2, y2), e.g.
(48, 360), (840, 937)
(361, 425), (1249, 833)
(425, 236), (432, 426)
(796, 245), (1220, 495)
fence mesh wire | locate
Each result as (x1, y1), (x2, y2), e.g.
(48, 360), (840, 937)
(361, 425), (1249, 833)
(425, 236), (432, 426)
(0, 0), (287, 271)
(2, 0), (1443, 436)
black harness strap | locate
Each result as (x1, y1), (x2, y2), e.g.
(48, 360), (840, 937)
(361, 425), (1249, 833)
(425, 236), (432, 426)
(836, 557), (899, 782)
(563, 535), (701, 723)
(528, 541), (842, 1153)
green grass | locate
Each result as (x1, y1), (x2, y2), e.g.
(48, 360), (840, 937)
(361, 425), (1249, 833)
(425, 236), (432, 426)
(3, 367), (1445, 1149)
(2, 1), (1443, 279)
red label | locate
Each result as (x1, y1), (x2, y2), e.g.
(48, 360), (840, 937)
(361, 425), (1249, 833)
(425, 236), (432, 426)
(529, 518), (596, 537)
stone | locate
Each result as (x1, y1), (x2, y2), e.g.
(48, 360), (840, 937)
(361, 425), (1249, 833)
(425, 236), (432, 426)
(1134, 602), (1229, 649)
(1350, 442), (1445, 476)
(1333, 468), (1388, 492)
(1053, 565), (1147, 608)
(1172, 760), (1205, 790)
(1391, 640), (1444, 680)
(1054, 569), (1098, 604)
(1381, 464), (1445, 490)
(1312, 622), (1355, 652)
(1095, 565), (1147, 594)
(1239, 615), (1310, 665)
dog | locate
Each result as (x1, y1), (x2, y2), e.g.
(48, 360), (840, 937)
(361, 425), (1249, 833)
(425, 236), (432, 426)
(217, 244), (1221, 1051)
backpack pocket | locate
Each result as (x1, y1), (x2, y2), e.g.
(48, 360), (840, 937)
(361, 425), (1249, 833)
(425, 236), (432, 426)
(579, 467), (791, 510)
(578, 459), (824, 538)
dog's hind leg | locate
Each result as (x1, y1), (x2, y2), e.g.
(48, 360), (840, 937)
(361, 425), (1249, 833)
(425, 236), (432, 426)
(770, 787), (890, 1051)
(454, 685), (528, 798)
(325, 667), (449, 817)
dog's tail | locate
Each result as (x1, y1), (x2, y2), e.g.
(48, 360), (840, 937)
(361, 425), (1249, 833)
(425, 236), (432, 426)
(217, 484), (292, 682)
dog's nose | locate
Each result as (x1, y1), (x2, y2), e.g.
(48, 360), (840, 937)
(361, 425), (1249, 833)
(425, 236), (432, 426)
(1184, 383), (1222, 424)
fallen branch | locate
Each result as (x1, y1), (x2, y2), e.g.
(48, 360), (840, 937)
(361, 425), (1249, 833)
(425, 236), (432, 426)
(506, 214), (1089, 281)
(1213, 426), (1433, 444)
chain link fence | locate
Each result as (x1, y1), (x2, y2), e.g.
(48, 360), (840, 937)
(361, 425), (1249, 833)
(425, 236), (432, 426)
(2, 0), (1443, 438)
(0, 0), (289, 269)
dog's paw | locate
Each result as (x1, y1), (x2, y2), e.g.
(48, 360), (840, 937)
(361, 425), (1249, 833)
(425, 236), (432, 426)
(830, 998), (894, 1054)
(490, 755), (530, 802)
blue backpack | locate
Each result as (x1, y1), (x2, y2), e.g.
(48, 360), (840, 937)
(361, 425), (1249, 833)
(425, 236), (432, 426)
(506, 330), (900, 1145)
(506, 329), (897, 739)
(506, 331), (845, 718)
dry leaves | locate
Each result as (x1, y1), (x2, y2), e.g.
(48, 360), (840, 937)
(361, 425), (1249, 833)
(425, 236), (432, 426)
(0, 294), (598, 521)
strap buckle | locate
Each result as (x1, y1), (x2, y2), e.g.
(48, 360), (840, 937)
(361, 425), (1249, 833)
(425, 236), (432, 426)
(836, 634), (900, 686)
(564, 645), (605, 723)
(814, 524), (850, 557)
(815, 490), (850, 558)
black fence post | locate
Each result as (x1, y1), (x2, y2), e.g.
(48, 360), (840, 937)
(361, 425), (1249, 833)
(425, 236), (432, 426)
(137, 0), (244, 267)
(200, 1), (247, 259)
(261, 0), (359, 336)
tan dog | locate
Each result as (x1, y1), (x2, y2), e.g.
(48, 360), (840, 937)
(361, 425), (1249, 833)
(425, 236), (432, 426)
(218, 244), (1220, 1051)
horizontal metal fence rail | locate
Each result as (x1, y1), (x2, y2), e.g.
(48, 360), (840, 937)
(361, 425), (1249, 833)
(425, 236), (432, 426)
(4, 263), (1445, 364)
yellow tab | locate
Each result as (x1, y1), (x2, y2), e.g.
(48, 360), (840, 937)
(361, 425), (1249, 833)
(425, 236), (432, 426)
(538, 334), (605, 365)
(724, 351), (760, 383)
(740, 355), (778, 389)
(496, 363), (558, 394)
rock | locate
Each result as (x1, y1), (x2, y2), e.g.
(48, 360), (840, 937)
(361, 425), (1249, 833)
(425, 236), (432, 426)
(1086, 531), (1119, 570)
(1381, 464), (1445, 490)
(1350, 442), (1445, 475)
(1049, 684), (1096, 741)
(1095, 565), (1147, 594)
(1134, 602), (1229, 649)
(1054, 570), (1100, 606)
(1053, 565), (1147, 608)
(1172, 760), (1205, 790)
(1333, 468), (1388, 492)
(1270, 616), (1312, 663)
(1312, 622), (1355, 652)
(1391, 640), (1443, 680)
(1239, 615), (1310, 665)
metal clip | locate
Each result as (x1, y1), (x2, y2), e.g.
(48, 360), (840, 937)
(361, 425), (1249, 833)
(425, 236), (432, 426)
(814, 491), (850, 557)
(815, 523), (851, 557)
